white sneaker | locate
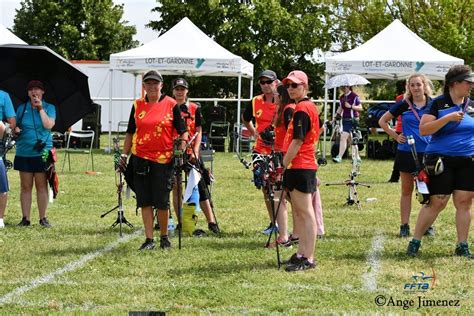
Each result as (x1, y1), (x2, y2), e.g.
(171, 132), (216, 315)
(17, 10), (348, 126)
(0, 218), (4, 228)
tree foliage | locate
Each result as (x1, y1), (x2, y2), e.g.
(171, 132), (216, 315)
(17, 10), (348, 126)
(328, 0), (473, 66)
(148, 0), (334, 99)
(13, 0), (139, 60)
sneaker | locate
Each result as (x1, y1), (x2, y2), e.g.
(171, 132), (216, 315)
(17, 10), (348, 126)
(39, 218), (52, 228)
(285, 256), (316, 272)
(138, 238), (155, 251)
(262, 223), (278, 235)
(283, 253), (301, 265)
(18, 217), (30, 227)
(424, 226), (435, 236)
(399, 224), (410, 238)
(160, 236), (171, 249)
(0, 218), (4, 229)
(265, 237), (292, 248)
(289, 234), (299, 245)
(406, 239), (421, 257)
(332, 156), (342, 163)
(454, 242), (474, 259)
(208, 222), (220, 234)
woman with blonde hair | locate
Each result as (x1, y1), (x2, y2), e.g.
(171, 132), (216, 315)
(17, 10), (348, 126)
(379, 73), (433, 237)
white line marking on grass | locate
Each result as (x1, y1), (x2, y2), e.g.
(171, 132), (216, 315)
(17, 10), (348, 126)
(362, 232), (385, 292)
(0, 230), (142, 305)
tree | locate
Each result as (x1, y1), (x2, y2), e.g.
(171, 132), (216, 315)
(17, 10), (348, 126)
(328, 0), (473, 66)
(148, 0), (335, 98)
(13, 0), (139, 60)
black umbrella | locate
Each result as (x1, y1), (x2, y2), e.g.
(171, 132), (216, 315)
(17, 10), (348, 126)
(0, 44), (94, 133)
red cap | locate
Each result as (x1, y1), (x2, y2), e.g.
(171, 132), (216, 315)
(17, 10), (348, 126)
(282, 70), (308, 85)
(27, 80), (44, 91)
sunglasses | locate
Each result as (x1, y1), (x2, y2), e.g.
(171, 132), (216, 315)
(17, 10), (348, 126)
(260, 79), (274, 85)
(286, 83), (301, 89)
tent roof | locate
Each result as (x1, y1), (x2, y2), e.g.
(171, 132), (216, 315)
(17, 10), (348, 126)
(110, 17), (253, 78)
(325, 19), (463, 80)
(0, 24), (27, 45)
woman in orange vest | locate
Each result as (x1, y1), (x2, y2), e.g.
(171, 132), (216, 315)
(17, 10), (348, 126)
(121, 70), (188, 251)
(171, 78), (220, 235)
(282, 70), (320, 272)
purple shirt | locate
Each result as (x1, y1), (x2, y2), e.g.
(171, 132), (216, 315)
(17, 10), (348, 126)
(339, 91), (360, 118)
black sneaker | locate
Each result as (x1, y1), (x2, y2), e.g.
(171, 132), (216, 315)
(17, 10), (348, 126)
(406, 239), (421, 257)
(454, 242), (474, 259)
(208, 222), (220, 234)
(283, 253), (300, 265)
(18, 217), (30, 226)
(138, 238), (155, 251)
(289, 234), (299, 245)
(160, 236), (171, 249)
(285, 257), (316, 272)
(399, 224), (410, 238)
(424, 226), (435, 236)
(39, 217), (52, 228)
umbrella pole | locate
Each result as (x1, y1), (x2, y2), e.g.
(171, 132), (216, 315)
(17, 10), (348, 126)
(107, 68), (114, 153)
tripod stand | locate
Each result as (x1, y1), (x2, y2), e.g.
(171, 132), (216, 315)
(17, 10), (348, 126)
(253, 153), (284, 268)
(101, 171), (133, 237)
(326, 127), (370, 209)
(101, 137), (133, 237)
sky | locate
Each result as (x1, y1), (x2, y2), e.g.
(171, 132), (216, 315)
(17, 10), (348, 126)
(0, 0), (159, 44)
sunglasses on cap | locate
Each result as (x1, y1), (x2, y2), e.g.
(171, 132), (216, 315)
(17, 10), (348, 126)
(259, 79), (274, 85)
(286, 82), (302, 89)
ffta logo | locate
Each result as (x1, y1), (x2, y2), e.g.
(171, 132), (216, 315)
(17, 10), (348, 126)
(404, 269), (436, 292)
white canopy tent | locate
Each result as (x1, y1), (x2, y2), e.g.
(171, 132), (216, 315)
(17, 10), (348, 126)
(0, 23), (27, 44)
(108, 17), (254, 150)
(322, 19), (464, 157)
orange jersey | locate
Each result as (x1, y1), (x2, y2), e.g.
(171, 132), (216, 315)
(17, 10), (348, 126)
(173, 102), (199, 154)
(274, 103), (296, 152)
(252, 95), (277, 154)
(131, 96), (177, 164)
(283, 100), (320, 170)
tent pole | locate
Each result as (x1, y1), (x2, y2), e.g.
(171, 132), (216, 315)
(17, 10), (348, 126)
(236, 73), (242, 153)
(107, 69), (114, 153)
(323, 73), (329, 158)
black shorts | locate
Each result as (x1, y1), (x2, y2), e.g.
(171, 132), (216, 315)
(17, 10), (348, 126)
(198, 178), (210, 201)
(283, 169), (317, 193)
(132, 156), (173, 210)
(394, 150), (423, 173)
(428, 156), (474, 195)
(14, 156), (47, 173)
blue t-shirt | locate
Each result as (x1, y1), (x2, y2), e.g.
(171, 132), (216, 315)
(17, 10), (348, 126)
(0, 90), (16, 120)
(15, 101), (56, 157)
(424, 94), (474, 157)
(389, 99), (430, 152)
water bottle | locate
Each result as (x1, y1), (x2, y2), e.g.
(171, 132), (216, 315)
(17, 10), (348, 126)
(168, 216), (175, 237)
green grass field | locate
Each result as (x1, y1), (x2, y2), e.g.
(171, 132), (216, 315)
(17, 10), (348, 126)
(0, 135), (473, 314)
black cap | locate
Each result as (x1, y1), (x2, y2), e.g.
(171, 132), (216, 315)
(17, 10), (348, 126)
(258, 70), (277, 81)
(172, 78), (189, 89)
(143, 70), (163, 82)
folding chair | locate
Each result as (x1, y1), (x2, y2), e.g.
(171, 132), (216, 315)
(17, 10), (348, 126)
(61, 130), (95, 172)
(209, 121), (229, 152)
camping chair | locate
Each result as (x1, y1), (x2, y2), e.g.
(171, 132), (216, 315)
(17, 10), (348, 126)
(61, 130), (95, 172)
(209, 121), (230, 152)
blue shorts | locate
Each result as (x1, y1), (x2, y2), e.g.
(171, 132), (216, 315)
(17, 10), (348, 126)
(14, 156), (47, 173)
(0, 159), (8, 193)
(342, 118), (359, 133)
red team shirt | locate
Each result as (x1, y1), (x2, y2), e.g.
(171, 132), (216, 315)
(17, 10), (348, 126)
(283, 99), (320, 170)
(131, 96), (178, 164)
(252, 95), (277, 155)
